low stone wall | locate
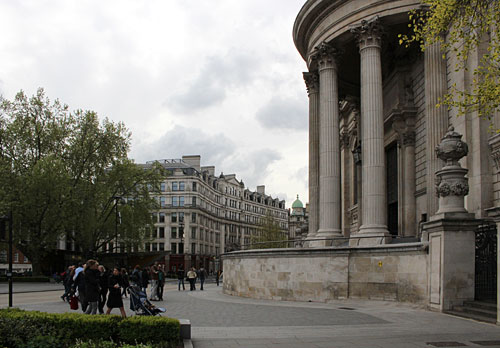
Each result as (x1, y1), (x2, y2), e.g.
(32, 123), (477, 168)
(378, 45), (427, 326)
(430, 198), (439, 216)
(222, 243), (428, 305)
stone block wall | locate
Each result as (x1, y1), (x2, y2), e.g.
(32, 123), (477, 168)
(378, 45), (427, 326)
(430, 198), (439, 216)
(222, 244), (428, 305)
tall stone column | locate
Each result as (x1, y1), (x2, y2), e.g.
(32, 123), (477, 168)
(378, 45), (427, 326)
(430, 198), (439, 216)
(350, 17), (390, 243)
(303, 71), (320, 240)
(425, 41), (449, 217)
(393, 115), (417, 236)
(312, 42), (342, 246)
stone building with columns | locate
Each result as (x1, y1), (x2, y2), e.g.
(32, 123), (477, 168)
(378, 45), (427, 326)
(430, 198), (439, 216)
(296, 1), (498, 245)
(222, 0), (499, 323)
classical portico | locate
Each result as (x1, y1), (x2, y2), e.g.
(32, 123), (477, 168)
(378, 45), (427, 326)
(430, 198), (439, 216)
(294, 0), (476, 246)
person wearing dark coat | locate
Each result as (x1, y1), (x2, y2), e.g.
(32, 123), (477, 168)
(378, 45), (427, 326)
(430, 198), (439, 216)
(106, 267), (127, 317)
(199, 267), (208, 290)
(177, 267), (185, 291)
(141, 267), (150, 293)
(121, 268), (130, 298)
(130, 265), (142, 286)
(98, 265), (109, 314)
(84, 260), (101, 315)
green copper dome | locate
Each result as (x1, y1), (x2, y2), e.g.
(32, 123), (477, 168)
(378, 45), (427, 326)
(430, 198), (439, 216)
(291, 194), (303, 209)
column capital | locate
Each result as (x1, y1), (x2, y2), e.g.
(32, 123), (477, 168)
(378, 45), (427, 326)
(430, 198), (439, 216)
(392, 114), (416, 147)
(350, 16), (383, 51)
(402, 131), (416, 146)
(303, 71), (319, 96)
(311, 42), (341, 70)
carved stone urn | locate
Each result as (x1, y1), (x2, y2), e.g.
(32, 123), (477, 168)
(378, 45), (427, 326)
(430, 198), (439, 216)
(435, 126), (469, 167)
(433, 126), (470, 217)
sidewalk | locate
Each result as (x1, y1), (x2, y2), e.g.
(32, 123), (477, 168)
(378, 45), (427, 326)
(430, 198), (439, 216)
(3, 283), (500, 347)
(0, 282), (64, 294)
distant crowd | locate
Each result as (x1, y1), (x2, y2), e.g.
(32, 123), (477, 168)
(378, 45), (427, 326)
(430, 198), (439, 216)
(59, 260), (222, 318)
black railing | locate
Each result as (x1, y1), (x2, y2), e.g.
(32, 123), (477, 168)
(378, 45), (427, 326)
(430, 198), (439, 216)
(237, 234), (422, 250)
(475, 221), (497, 302)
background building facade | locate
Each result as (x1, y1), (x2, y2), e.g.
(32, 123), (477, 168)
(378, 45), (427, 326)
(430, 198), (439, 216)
(144, 155), (288, 273)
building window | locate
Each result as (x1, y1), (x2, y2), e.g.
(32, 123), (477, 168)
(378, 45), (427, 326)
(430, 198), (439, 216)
(152, 212), (157, 223)
(179, 196), (185, 207)
(0, 250), (6, 262)
(159, 213), (165, 223)
(191, 227), (196, 239)
(191, 243), (196, 254)
(152, 243), (158, 252)
(179, 182), (185, 191)
(159, 243), (164, 251)
(172, 196), (178, 207)
(160, 197), (166, 208)
(192, 197), (196, 207)
(172, 182), (178, 191)
(160, 182), (166, 192)
(14, 253), (19, 263)
(171, 243), (176, 254)
(159, 227), (165, 238)
(171, 213), (177, 223)
(144, 243), (150, 252)
(179, 212), (184, 223)
(192, 182), (197, 191)
(191, 213), (196, 223)
(171, 227), (177, 239)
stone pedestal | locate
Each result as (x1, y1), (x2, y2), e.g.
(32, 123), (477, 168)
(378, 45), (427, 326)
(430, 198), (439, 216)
(424, 126), (479, 311)
(424, 217), (479, 311)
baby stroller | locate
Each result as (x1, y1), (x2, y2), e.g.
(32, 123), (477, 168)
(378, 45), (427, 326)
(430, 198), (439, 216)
(128, 285), (166, 316)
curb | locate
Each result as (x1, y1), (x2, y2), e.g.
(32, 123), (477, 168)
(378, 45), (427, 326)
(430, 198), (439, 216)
(183, 339), (193, 348)
(0, 289), (64, 295)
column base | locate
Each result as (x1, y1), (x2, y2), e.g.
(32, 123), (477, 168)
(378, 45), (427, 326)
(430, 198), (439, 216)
(350, 225), (391, 246)
(308, 228), (343, 247)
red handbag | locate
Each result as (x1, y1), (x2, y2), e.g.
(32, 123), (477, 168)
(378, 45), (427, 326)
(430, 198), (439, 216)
(69, 295), (79, 310)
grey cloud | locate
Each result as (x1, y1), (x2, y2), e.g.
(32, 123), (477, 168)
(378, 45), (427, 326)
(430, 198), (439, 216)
(166, 53), (261, 113)
(130, 127), (284, 199)
(256, 96), (307, 130)
(293, 166), (308, 189)
(131, 125), (235, 166)
(225, 148), (282, 191)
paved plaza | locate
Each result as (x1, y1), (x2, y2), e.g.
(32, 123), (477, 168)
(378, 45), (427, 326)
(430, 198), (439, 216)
(1, 282), (500, 347)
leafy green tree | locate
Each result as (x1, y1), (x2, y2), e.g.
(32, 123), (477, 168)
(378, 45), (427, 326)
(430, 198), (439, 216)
(0, 89), (164, 273)
(399, 0), (500, 122)
(0, 89), (72, 274)
(250, 212), (288, 249)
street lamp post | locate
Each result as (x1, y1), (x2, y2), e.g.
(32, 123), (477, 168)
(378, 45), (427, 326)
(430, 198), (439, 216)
(112, 196), (122, 253)
(1, 212), (13, 307)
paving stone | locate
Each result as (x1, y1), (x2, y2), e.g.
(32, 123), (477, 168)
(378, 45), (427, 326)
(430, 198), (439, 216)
(4, 283), (500, 348)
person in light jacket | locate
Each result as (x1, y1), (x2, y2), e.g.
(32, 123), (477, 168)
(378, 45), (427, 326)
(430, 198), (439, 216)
(187, 267), (197, 291)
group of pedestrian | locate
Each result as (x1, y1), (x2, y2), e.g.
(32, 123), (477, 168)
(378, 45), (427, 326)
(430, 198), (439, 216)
(129, 262), (165, 301)
(61, 260), (129, 317)
(177, 266), (210, 291)
(62, 262), (222, 311)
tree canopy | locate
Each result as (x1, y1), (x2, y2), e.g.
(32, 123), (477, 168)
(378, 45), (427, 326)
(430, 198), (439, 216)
(250, 212), (288, 249)
(0, 88), (164, 273)
(399, 0), (500, 123)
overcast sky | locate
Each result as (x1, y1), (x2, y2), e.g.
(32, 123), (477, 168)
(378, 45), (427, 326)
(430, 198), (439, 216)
(0, 0), (309, 208)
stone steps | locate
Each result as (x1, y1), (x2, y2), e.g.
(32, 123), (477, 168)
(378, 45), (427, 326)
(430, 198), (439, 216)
(446, 301), (497, 324)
